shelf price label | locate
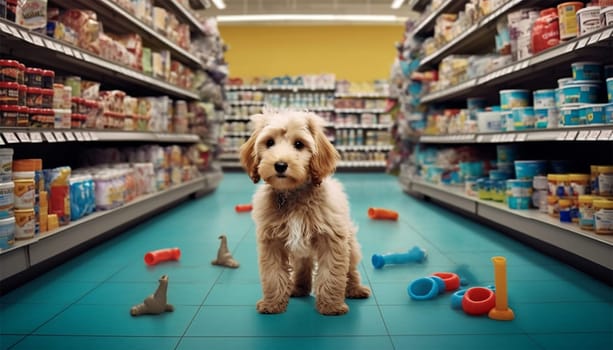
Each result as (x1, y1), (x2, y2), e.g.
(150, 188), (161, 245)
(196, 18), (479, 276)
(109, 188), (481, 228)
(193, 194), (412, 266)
(18, 30), (32, 43)
(29, 132), (43, 143)
(2, 132), (19, 144)
(565, 130), (578, 140)
(53, 132), (65, 142)
(73, 132), (84, 141)
(64, 132), (76, 141)
(515, 133), (527, 142)
(0, 135), (4, 145)
(598, 130), (612, 140)
(587, 130), (600, 140)
(556, 131), (568, 140)
(8, 25), (21, 39)
(0, 22), (10, 34)
(42, 132), (56, 143)
(576, 130), (590, 141)
(16, 132), (30, 143)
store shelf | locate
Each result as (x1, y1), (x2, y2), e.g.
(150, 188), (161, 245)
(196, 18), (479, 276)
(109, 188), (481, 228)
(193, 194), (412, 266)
(335, 93), (391, 98)
(0, 19), (198, 100)
(158, 0), (206, 35)
(420, 25), (613, 102)
(0, 129), (201, 145)
(226, 85), (335, 92)
(419, 125), (613, 144)
(50, 0), (203, 69)
(338, 161), (387, 168)
(335, 124), (391, 130)
(402, 177), (613, 271)
(336, 145), (393, 152)
(0, 172), (220, 281)
(410, 0), (468, 38)
(229, 101), (266, 106)
(335, 109), (388, 114)
(418, 0), (539, 70)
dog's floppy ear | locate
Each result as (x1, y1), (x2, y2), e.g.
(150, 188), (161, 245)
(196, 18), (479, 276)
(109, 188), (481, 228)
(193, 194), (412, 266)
(307, 113), (339, 186)
(239, 114), (267, 183)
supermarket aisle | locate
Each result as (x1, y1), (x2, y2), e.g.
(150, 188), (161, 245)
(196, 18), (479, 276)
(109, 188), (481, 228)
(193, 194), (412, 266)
(0, 173), (611, 350)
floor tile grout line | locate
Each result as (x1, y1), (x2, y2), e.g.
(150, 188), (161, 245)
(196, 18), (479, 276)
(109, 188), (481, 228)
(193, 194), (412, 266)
(359, 260), (397, 350)
(5, 263), (134, 350)
(174, 223), (255, 350)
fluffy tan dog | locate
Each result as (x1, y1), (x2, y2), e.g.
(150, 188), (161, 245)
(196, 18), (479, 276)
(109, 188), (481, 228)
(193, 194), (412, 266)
(239, 109), (371, 315)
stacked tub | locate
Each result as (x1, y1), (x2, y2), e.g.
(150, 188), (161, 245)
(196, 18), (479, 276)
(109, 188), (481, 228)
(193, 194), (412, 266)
(558, 62), (612, 126)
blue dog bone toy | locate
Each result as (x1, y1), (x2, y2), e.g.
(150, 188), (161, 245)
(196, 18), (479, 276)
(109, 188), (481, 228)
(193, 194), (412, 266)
(371, 246), (427, 269)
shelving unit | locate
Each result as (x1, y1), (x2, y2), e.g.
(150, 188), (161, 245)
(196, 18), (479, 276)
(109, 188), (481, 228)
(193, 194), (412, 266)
(0, 1), (225, 290)
(222, 84), (395, 170)
(50, 0), (202, 69)
(399, 177), (613, 272)
(0, 171), (222, 286)
(400, 0), (613, 283)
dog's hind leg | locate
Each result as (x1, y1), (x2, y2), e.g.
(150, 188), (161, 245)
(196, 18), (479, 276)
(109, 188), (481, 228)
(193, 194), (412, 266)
(290, 256), (313, 297)
(345, 237), (371, 299)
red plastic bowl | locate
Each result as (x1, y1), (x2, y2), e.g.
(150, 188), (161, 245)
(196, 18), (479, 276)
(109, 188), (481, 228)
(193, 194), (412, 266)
(462, 287), (496, 315)
(432, 272), (461, 291)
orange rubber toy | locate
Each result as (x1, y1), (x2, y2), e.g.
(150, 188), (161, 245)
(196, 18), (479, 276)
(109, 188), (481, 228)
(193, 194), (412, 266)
(235, 204), (253, 212)
(144, 248), (181, 266)
(368, 207), (399, 220)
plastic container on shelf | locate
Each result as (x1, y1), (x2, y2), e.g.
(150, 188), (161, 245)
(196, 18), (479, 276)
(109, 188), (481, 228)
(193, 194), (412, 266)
(557, 2), (584, 40)
(534, 107), (559, 128)
(477, 111), (502, 132)
(14, 208), (35, 239)
(0, 59), (23, 83)
(576, 7), (602, 36)
(507, 179), (533, 209)
(548, 174), (570, 197)
(0, 216), (15, 250)
(571, 62), (602, 81)
(560, 105), (583, 126)
(500, 89), (530, 110)
(512, 106), (535, 129)
(547, 195), (560, 217)
(598, 166), (613, 196)
(0, 148), (13, 183)
(533, 89), (556, 108)
(607, 78), (612, 102)
(0, 82), (19, 105)
(13, 171), (35, 209)
(578, 195), (601, 230)
(593, 199), (613, 234)
(606, 103), (613, 124)
(558, 198), (573, 222)
(0, 181), (14, 219)
(582, 104), (607, 124)
(561, 82), (601, 104)
(568, 174), (590, 197)
(514, 160), (547, 179)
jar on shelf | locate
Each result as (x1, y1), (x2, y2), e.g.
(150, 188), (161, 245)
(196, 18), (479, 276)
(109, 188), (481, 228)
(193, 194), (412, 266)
(25, 67), (43, 87)
(593, 199), (613, 234)
(597, 166), (613, 196)
(558, 198), (573, 222)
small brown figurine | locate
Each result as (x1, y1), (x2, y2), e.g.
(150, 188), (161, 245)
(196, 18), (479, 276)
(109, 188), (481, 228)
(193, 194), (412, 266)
(211, 234), (240, 268)
(130, 274), (174, 316)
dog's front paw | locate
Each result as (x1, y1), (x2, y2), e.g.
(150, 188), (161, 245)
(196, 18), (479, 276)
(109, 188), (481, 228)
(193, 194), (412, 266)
(256, 299), (288, 314)
(316, 300), (349, 316)
(346, 285), (371, 299)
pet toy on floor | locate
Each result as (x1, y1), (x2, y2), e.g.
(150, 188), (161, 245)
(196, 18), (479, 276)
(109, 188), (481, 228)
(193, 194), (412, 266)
(211, 234), (240, 268)
(130, 275), (174, 316)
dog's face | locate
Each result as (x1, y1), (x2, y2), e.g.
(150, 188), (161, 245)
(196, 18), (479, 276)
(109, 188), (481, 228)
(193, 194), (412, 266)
(239, 110), (339, 190)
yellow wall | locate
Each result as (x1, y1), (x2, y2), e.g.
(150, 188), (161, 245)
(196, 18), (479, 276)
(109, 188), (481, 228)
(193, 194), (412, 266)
(219, 25), (402, 82)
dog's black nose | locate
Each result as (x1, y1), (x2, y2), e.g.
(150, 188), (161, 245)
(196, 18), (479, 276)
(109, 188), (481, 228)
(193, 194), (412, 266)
(274, 162), (288, 173)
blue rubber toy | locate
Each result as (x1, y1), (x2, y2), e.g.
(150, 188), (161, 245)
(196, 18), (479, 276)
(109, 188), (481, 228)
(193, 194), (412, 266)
(408, 276), (445, 300)
(371, 246), (427, 269)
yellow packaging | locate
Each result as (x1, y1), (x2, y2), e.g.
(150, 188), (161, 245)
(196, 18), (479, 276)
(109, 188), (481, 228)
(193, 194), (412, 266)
(13, 178), (35, 209)
(14, 208), (35, 239)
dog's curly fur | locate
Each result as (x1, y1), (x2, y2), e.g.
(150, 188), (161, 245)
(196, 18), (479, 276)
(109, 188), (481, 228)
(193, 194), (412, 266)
(239, 109), (371, 315)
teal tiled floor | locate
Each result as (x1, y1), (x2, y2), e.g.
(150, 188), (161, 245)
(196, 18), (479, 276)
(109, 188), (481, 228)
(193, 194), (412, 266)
(0, 173), (611, 350)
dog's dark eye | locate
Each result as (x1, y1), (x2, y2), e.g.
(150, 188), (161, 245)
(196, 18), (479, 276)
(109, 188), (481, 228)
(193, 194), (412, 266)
(294, 140), (304, 150)
(266, 139), (275, 148)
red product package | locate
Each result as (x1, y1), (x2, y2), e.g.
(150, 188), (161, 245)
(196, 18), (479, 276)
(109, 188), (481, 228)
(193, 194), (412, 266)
(532, 8), (560, 55)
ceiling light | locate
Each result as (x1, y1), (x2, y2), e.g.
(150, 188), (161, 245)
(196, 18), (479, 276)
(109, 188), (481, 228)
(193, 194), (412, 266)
(211, 0), (226, 10)
(391, 0), (406, 9)
(216, 14), (406, 23)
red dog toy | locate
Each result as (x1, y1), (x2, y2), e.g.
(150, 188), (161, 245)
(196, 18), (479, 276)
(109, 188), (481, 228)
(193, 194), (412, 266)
(368, 207), (399, 220)
(235, 204), (253, 212)
(144, 248), (181, 266)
